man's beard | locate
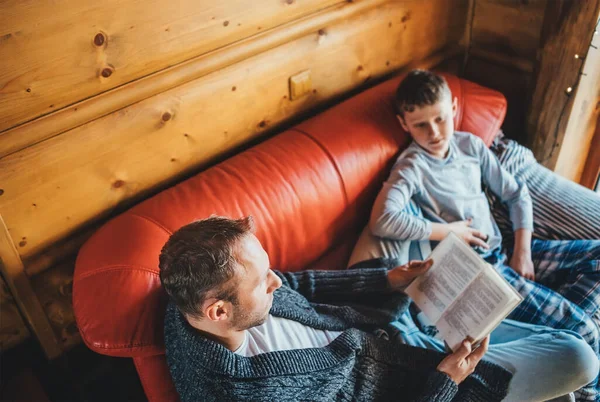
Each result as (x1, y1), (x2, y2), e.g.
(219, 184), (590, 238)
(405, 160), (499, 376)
(230, 304), (269, 331)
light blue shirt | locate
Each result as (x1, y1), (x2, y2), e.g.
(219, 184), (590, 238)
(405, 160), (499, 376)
(369, 131), (533, 254)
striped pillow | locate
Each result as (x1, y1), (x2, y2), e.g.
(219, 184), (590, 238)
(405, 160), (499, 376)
(487, 134), (600, 245)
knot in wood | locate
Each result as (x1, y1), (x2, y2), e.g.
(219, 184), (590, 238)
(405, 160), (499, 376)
(94, 33), (105, 46)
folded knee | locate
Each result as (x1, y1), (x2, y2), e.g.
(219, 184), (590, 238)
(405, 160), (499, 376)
(555, 333), (599, 387)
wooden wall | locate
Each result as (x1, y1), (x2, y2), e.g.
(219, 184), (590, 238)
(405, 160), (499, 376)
(0, 0), (468, 355)
(464, 0), (600, 185)
(463, 0), (547, 139)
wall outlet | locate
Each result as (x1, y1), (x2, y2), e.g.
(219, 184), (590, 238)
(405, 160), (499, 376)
(289, 70), (312, 100)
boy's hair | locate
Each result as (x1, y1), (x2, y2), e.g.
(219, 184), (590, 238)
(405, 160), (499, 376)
(394, 70), (451, 117)
(159, 216), (255, 318)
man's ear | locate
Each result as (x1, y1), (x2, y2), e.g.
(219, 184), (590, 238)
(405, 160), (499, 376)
(204, 299), (231, 322)
(452, 96), (458, 118)
(396, 114), (410, 132)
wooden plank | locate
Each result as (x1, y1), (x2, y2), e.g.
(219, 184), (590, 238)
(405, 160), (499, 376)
(0, 0), (377, 159)
(470, 47), (533, 73)
(23, 225), (97, 277)
(465, 56), (532, 140)
(30, 257), (81, 351)
(461, 0), (476, 73)
(0, 214), (62, 358)
(471, 0), (546, 61)
(0, 0), (468, 260)
(0, 0), (342, 133)
(0, 274), (30, 352)
(579, 115), (600, 190)
(527, 0), (600, 168)
(554, 21), (600, 182)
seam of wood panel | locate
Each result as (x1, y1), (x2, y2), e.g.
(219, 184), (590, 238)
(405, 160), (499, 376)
(0, 214), (62, 358)
(0, 0), (389, 159)
(469, 47), (533, 73)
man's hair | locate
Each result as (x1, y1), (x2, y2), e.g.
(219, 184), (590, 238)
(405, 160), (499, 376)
(394, 70), (451, 117)
(159, 216), (255, 318)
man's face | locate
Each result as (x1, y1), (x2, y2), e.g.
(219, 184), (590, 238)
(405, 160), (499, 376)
(229, 234), (282, 331)
(398, 95), (457, 159)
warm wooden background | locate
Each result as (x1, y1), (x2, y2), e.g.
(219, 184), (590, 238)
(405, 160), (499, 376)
(1, 0), (598, 358)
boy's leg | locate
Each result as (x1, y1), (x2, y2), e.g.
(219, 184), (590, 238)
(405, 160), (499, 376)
(494, 261), (600, 400)
(531, 239), (600, 319)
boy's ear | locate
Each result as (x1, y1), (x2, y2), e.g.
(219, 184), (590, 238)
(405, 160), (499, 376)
(396, 114), (410, 132)
(451, 96), (458, 118)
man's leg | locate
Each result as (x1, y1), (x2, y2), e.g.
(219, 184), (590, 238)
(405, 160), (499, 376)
(494, 261), (600, 401)
(531, 239), (600, 320)
(388, 314), (598, 401)
(485, 320), (598, 402)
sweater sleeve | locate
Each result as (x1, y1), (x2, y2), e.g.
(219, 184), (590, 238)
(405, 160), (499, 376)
(411, 371), (458, 402)
(275, 267), (393, 302)
(475, 136), (534, 232)
(369, 156), (432, 240)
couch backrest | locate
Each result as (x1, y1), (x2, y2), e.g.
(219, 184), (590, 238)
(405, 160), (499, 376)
(73, 72), (506, 399)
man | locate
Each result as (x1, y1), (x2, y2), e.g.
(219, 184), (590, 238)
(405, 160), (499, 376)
(160, 216), (597, 402)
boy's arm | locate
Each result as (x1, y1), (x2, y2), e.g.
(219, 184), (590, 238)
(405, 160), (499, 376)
(369, 161), (431, 240)
(476, 138), (535, 277)
(476, 138), (533, 234)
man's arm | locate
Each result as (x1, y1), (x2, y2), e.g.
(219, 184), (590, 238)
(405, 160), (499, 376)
(276, 260), (432, 302)
(276, 267), (392, 302)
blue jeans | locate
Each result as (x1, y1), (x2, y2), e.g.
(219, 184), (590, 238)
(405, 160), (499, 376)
(389, 315), (599, 401)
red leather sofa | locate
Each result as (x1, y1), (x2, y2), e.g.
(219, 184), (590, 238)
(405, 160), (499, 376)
(73, 72), (507, 401)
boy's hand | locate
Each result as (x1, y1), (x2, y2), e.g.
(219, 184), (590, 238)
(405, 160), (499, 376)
(447, 219), (489, 249)
(509, 250), (535, 281)
(437, 336), (489, 385)
(388, 259), (433, 290)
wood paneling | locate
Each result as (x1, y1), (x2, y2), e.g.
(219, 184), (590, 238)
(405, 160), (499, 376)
(0, 0), (341, 133)
(471, 0), (546, 62)
(580, 115), (600, 190)
(0, 0), (378, 159)
(527, 0), (600, 169)
(0, 215), (62, 358)
(0, 275), (30, 352)
(464, 56), (532, 139)
(31, 259), (80, 351)
(0, 0), (468, 262)
(464, 0), (547, 139)
(554, 21), (600, 182)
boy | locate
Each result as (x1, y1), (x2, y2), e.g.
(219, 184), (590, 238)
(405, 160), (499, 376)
(369, 69), (600, 401)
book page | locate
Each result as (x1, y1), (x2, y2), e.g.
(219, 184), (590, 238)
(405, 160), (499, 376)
(405, 233), (484, 323)
(435, 265), (522, 351)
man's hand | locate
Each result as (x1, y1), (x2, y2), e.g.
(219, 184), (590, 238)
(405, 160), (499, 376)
(387, 259), (433, 290)
(509, 249), (535, 281)
(437, 336), (489, 385)
(446, 219), (489, 249)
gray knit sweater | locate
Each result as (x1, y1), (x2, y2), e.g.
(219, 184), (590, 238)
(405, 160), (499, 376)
(164, 267), (512, 401)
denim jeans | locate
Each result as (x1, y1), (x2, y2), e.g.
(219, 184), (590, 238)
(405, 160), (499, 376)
(388, 315), (599, 401)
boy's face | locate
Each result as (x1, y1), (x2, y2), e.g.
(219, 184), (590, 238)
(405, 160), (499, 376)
(397, 95), (458, 159)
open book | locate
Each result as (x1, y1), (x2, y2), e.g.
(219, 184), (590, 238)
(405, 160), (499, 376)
(405, 232), (523, 351)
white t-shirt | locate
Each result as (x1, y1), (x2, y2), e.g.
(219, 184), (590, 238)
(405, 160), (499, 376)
(233, 314), (343, 357)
